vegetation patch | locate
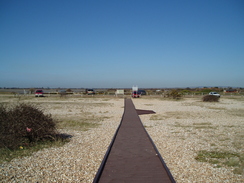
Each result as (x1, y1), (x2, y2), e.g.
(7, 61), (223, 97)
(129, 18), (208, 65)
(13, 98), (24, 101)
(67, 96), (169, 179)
(194, 126), (216, 129)
(0, 139), (68, 164)
(173, 123), (193, 128)
(144, 125), (153, 128)
(150, 114), (165, 120)
(193, 122), (212, 125)
(101, 98), (111, 101)
(150, 111), (194, 120)
(171, 131), (180, 133)
(56, 111), (109, 131)
(202, 95), (219, 102)
(232, 137), (244, 149)
(207, 107), (226, 110)
(195, 150), (244, 174)
(228, 109), (244, 117)
(86, 102), (113, 107)
(172, 122), (217, 130)
(168, 90), (182, 99)
(57, 120), (101, 131)
(193, 123), (217, 129)
(0, 103), (70, 163)
(0, 103), (60, 150)
(144, 104), (153, 106)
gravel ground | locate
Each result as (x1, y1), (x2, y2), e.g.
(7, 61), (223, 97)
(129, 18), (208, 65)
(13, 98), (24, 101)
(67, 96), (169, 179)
(0, 96), (243, 182)
(133, 97), (244, 183)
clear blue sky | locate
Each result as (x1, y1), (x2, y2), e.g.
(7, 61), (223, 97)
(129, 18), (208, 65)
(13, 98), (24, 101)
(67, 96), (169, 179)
(1, 0), (244, 88)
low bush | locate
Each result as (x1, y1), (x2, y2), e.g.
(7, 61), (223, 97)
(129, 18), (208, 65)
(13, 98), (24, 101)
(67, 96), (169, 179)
(0, 103), (58, 150)
(169, 90), (181, 99)
(202, 95), (220, 102)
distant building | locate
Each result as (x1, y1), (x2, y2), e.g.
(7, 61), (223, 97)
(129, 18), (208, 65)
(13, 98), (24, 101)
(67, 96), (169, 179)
(224, 89), (238, 93)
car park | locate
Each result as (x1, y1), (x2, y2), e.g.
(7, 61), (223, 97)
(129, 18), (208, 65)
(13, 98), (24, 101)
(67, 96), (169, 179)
(35, 90), (44, 97)
(209, 92), (220, 97)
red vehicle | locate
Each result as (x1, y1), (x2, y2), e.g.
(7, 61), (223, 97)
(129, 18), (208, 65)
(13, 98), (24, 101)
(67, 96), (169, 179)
(35, 90), (44, 97)
(131, 91), (140, 98)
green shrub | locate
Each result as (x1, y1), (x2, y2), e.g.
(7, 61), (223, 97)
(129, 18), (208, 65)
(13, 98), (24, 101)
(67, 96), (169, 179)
(202, 95), (219, 102)
(0, 103), (58, 150)
(169, 90), (181, 99)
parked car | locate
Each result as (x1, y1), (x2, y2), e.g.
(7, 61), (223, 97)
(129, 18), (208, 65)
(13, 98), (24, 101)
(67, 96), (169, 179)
(35, 90), (44, 97)
(137, 90), (146, 95)
(132, 91), (140, 98)
(209, 92), (220, 97)
(86, 89), (95, 95)
(59, 90), (67, 96)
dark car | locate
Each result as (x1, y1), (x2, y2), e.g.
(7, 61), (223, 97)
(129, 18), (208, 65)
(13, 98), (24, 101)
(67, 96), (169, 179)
(132, 91), (140, 98)
(35, 90), (44, 97)
(137, 90), (146, 95)
(86, 89), (95, 95)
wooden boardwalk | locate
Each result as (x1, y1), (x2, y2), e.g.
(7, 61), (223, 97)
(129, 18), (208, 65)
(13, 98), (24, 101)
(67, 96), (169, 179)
(93, 98), (175, 183)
